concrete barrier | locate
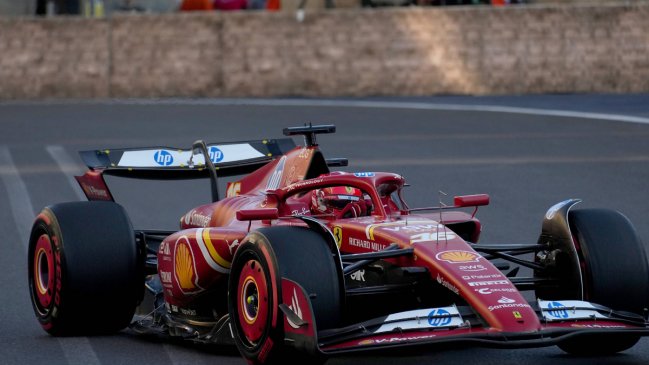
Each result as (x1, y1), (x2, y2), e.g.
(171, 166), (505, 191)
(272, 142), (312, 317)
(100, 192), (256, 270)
(1, 4), (648, 99)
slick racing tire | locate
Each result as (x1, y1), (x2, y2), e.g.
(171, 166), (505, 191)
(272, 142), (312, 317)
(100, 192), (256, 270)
(28, 201), (143, 336)
(557, 209), (649, 355)
(228, 226), (341, 365)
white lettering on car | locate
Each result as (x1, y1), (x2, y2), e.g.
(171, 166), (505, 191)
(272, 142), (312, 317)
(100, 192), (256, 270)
(360, 334), (437, 345)
(383, 224), (441, 232)
(183, 209), (212, 227)
(468, 280), (510, 287)
(410, 232), (457, 244)
(476, 287), (517, 295)
(160, 271), (172, 283)
(436, 273), (459, 295)
(458, 265), (487, 272)
(488, 303), (531, 312)
(348, 237), (386, 251)
(350, 270), (366, 282)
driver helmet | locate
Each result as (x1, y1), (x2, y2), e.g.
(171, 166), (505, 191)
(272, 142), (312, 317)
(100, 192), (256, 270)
(311, 186), (363, 218)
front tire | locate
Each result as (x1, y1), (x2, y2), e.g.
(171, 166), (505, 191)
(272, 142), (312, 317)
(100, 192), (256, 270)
(28, 201), (143, 336)
(557, 209), (648, 355)
(228, 226), (341, 364)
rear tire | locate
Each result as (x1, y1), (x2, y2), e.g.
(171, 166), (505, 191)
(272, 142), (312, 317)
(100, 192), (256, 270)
(557, 209), (648, 355)
(28, 201), (142, 336)
(228, 226), (340, 364)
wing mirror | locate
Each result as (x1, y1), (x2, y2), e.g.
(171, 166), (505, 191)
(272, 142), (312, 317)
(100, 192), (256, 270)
(454, 194), (490, 208)
(236, 208), (279, 221)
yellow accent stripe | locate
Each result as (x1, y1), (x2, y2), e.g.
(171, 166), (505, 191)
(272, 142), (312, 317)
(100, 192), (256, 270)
(202, 229), (231, 269)
(366, 220), (438, 240)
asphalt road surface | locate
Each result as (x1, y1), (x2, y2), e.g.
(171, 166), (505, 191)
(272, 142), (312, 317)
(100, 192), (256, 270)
(2, 94), (649, 365)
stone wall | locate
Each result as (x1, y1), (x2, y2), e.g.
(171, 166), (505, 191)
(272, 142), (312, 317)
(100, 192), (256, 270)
(0, 3), (648, 99)
(110, 14), (223, 97)
(0, 17), (110, 98)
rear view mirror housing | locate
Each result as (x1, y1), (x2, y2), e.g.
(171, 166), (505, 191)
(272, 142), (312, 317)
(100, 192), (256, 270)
(454, 194), (490, 208)
(236, 208), (279, 221)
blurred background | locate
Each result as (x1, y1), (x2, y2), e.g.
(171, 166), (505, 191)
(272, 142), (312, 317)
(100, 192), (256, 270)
(2, 1), (641, 17)
(1, 0), (648, 100)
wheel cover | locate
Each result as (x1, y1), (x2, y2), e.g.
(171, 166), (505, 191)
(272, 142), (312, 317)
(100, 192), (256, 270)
(33, 234), (55, 315)
(237, 259), (269, 344)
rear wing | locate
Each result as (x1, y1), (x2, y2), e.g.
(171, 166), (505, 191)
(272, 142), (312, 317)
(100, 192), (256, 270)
(75, 138), (296, 202)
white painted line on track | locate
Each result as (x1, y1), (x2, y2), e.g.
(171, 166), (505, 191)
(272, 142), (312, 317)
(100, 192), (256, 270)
(352, 155), (649, 167)
(46, 145), (87, 201)
(2, 98), (649, 125)
(0, 146), (102, 365)
(163, 343), (210, 365)
(210, 99), (649, 125)
(150, 98), (649, 125)
(0, 146), (35, 249)
(57, 337), (103, 365)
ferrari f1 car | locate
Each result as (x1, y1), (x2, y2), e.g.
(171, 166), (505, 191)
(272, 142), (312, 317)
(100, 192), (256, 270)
(29, 125), (649, 364)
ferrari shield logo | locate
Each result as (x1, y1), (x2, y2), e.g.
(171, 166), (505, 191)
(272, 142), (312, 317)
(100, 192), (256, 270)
(333, 226), (342, 248)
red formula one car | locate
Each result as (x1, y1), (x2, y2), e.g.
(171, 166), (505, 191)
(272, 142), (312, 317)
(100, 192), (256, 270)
(29, 125), (649, 364)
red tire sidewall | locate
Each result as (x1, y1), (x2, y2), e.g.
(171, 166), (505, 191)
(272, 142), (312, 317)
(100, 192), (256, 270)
(230, 234), (283, 364)
(28, 210), (65, 333)
(237, 259), (269, 343)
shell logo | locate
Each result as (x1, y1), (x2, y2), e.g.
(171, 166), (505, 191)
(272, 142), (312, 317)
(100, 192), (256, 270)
(436, 250), (480, 264)
(175, 240), (197, 291)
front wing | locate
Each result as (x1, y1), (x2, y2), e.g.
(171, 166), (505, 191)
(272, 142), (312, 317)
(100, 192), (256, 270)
(280, 279), (649, 355)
